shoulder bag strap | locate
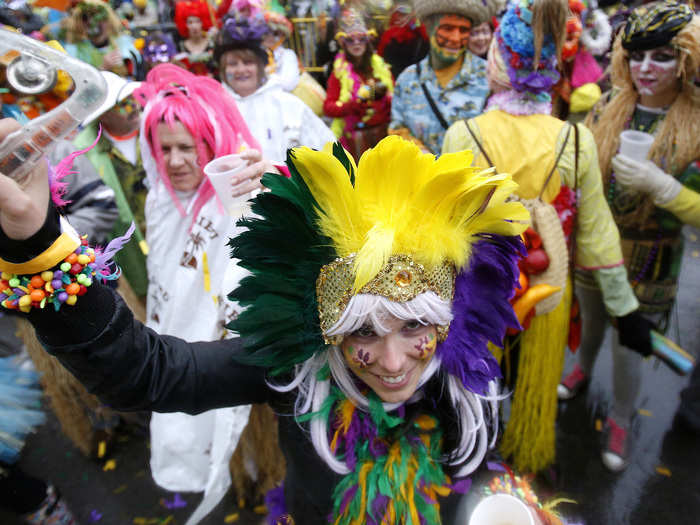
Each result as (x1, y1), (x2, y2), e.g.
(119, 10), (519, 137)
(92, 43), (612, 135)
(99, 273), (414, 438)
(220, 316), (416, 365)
(464, 119), (495, 168)
(538, 123), (573, 200)
(416, 61), (449, 130)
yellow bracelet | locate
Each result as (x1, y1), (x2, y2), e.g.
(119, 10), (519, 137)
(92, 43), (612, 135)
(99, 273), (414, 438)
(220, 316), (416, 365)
(0, 217), (81, 275)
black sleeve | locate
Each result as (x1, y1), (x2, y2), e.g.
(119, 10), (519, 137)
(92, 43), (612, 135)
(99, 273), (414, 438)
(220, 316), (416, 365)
(27, 282), (271, 414)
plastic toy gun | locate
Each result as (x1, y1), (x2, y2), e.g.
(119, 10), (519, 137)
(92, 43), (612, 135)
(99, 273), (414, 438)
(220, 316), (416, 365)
(0, 29), (107, 182)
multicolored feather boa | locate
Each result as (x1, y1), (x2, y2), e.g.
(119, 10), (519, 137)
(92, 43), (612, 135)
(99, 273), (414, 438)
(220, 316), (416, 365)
(302, 385), (471, 525)
(330, 51), (393, 138)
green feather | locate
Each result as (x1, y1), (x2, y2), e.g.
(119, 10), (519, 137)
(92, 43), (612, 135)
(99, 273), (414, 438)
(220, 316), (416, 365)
(227, 164), (336, 373)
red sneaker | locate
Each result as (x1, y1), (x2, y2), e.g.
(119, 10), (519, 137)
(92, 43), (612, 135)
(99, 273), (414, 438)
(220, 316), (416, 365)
(602, 417), (629, 472)
(557, 364), (589, 400)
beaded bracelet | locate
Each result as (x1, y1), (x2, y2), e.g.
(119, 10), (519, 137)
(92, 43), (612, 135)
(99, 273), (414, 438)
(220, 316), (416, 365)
(1, 236), (97, 313)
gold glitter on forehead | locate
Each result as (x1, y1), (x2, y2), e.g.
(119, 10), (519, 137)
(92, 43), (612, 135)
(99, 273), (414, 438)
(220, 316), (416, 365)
(316, 254), (456, 344)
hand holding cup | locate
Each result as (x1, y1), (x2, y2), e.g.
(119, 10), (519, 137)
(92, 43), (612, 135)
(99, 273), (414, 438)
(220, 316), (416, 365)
(0, 119), (50, 240)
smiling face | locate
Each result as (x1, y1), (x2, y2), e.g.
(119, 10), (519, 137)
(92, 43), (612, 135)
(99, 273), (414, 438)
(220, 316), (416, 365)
(430, 14), (472, 65)
(156, 121), (204, 192)
(468, 22), (492, 58)
(221, 49), (263, 97)
(340, 317), (438, 404)
(629, 46), (680, 106)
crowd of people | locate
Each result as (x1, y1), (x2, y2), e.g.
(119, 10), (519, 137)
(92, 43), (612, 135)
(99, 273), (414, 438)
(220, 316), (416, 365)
(0, 0), (699, 523)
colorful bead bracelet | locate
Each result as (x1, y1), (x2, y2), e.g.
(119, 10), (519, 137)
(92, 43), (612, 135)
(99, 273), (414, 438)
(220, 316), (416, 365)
(1, 236), (97, 313)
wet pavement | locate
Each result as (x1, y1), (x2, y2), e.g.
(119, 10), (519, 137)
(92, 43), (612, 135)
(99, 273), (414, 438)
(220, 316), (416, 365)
(1, 228), (699, 525)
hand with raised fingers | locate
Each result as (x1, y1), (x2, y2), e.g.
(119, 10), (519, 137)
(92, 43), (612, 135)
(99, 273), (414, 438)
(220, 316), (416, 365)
(230, 149), (279, 198)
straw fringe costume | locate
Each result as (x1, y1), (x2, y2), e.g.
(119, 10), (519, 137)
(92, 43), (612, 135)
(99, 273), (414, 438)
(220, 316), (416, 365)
(2, 135), (535, 523)
(443, 0), (638, 473)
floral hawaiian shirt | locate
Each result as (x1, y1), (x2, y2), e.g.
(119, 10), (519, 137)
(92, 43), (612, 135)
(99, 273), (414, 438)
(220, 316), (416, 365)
(389, 53), (489, 154)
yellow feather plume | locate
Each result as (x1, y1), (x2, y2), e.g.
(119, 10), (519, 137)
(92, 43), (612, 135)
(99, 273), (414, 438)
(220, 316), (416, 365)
(290, 136), (529, 292)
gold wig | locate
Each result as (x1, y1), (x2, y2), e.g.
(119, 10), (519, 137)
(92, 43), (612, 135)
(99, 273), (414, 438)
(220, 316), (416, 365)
(586, 16), (700, 179)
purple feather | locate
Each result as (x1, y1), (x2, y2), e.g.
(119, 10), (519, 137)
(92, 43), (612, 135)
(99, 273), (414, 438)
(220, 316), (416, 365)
(93, 223), (136, 280)
(265, 485), (287, 525)
(49, 127), (102, 207)
(437, 234), (525, 394)
(222, 14), (268, 43)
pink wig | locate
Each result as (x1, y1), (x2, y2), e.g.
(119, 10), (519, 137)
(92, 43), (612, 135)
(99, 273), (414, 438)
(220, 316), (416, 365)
(133, 64), (260, 225)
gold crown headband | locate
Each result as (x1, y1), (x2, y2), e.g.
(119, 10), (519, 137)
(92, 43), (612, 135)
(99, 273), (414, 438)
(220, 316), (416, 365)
(316, 254), (456, 345)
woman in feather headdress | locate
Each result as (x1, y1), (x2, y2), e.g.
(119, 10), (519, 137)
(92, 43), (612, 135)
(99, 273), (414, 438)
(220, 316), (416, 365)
(0, 121), (571, 522)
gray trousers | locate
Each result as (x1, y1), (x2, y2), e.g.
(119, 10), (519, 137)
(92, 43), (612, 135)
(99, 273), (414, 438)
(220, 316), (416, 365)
(573, 285), (655, 425)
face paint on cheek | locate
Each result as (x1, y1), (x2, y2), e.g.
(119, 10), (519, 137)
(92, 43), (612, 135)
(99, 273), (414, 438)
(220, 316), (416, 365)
(346, 345), (372, 369)
(630, 55), (678, 96)
(413, 332), (437, 360)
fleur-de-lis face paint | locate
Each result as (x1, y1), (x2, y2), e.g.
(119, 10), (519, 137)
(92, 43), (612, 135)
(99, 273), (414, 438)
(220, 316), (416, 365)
(345, 345), (372, 369)
(413, 332), (437, 360)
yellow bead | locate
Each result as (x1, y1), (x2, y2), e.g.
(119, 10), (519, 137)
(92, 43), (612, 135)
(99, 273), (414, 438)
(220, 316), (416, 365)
(41, 271), (54, 282)
(77, 254), (90, 265)
(45, 282), (54, 293)
(66, 295), (78, 306)
(18, 295), (32, 307)
(1, 272), (12, 280)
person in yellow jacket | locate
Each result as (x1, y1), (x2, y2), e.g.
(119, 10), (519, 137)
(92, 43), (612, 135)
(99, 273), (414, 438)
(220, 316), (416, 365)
(442, 0), (643, 475)
(558, 2), (700, 472)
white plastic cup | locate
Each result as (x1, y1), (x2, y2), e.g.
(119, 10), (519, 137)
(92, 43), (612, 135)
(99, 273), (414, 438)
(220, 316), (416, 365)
(468, 494), (535, 525)
(204, 153), (249, 216)
(619, 130), (654, 162)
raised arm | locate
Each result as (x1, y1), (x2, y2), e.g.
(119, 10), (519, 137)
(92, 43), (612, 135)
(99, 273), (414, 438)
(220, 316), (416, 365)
(0, 118), (270, 414)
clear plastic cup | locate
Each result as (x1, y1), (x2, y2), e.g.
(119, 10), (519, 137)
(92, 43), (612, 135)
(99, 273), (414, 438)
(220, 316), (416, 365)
(204, 153), (249, 216)
(469, 494), (535, 525)
(619, 130), (654, 162)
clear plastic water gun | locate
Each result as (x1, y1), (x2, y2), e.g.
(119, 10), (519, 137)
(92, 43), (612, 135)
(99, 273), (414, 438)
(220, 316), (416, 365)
(0, 29), (107, 183)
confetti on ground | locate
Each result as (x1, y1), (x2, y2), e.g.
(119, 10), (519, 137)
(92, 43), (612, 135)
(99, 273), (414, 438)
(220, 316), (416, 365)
(98, 441), (106, 458)
(693, 250), (700, 258)
(133, 518), (161, 524)
(65, 451), (73, 458)
(161, 493), (187, 509)
(160, 517), (174, 525)
(103, 459), (117, 471)
(638, 409), (653, 417)
(114, 484), (127, 494)
(89, 510), (102, 522)
(656, 466), (672, 477)
(238, 498), (245, 509)
(595, 419), (602, 431)
(691, 233), (698, 242)
(135, 470), (146, 478)
(253, 504), (268, 514)
(82, 473), (88, 482)
(224, 513), (239, 523)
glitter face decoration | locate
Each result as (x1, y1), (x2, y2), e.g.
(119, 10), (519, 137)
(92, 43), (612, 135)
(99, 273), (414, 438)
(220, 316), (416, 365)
(340, 318), (438, 404)
(431, 14), (471, 65)
(629, 46), (679, 97)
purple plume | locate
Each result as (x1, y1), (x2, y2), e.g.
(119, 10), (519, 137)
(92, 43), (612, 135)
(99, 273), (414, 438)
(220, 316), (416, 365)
(93, 223), (135, 280)
(222, 13), (268, 43)
(437, 234), (525, 394)
(265, 485), (287, 525)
